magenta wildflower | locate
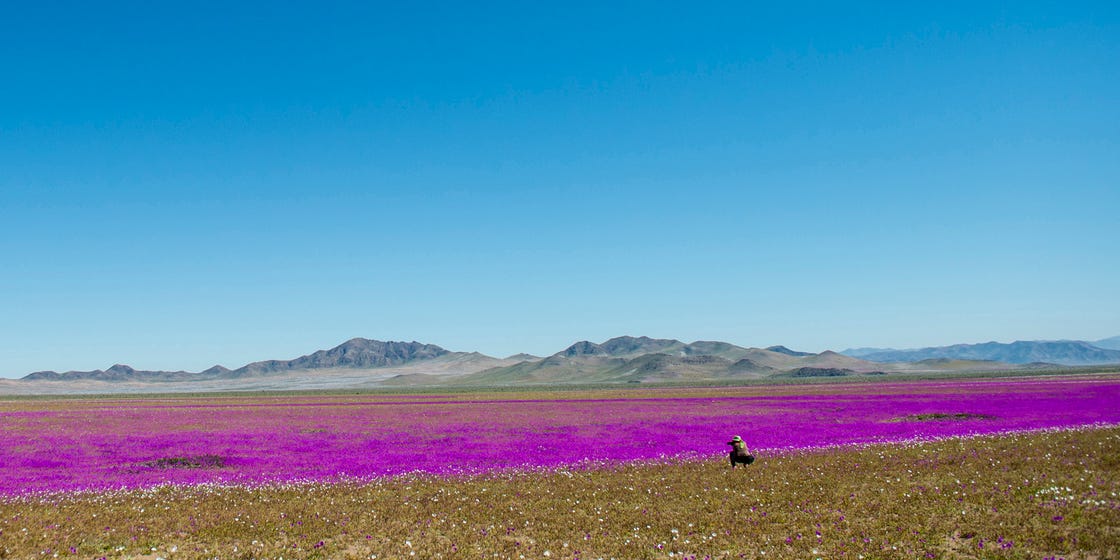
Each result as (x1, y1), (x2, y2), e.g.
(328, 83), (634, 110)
(1, 377), (1118, 495)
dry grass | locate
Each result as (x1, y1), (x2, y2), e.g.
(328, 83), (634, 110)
(2, 426), (1117, 559)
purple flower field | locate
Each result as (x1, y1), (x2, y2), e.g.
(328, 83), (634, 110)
(2, 376), (1118, 496)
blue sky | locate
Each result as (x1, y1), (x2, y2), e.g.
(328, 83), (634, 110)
(2, 2), (1118, 377)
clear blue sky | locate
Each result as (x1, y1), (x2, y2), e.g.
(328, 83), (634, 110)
(2, 2), (1118, 377)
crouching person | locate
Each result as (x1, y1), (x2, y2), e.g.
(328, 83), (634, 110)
(728, 435), (754, 468)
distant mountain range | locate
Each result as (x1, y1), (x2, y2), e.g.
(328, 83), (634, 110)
(22, 339), (470, 382)
(12, 334), (1120, 392)
(841, 338), (1120, 365)
(444, 336), (887, 386)
(1094, 336), (1120, 351)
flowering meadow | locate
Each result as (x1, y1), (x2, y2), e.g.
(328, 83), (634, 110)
(2, 375), (1119, 558)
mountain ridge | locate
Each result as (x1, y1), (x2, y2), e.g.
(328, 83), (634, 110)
(844, 339), (1120, 365)
(15, 335), (1120, 388)
(21, 339), (456, 381)
(230, 338), (450, 376)
(449, 340), (886, 386)
(1095, 336), (1120, 351)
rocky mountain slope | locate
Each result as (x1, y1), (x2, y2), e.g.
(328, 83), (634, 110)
(229, 338), (450, 376)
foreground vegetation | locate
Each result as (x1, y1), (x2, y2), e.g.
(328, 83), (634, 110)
(2, 426), (1117, 559)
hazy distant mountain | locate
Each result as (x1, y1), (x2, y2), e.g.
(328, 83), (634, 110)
(1094, 336), (1120, 351)
(23, 364), (207, 382)
(504, 353), (542, 362)
(839, 347), (896, 358)
(856, 340), (1120, 365)
(765, 345), (813, 357)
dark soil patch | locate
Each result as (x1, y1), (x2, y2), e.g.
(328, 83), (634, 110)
(898, 413), (997, 422)
(144, 454), (226, 469)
